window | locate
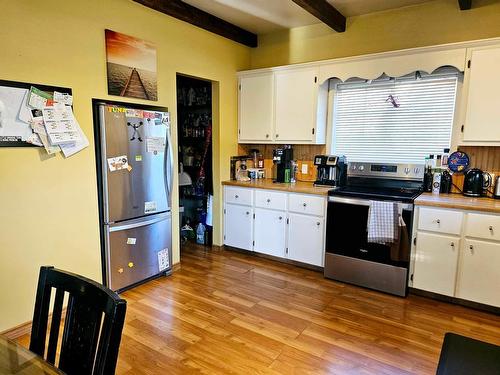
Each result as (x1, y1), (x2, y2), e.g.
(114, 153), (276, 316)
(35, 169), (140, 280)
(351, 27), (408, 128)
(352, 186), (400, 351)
(331, 71), (459, 164)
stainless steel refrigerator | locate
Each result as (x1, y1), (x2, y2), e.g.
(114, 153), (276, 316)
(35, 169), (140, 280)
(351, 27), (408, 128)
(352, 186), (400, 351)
(95, 102), (173, 292)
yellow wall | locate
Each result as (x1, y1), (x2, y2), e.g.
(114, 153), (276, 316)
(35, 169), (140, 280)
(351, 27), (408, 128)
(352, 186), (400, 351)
(251, 0), (500, 68)
(0, 0), (249, 331)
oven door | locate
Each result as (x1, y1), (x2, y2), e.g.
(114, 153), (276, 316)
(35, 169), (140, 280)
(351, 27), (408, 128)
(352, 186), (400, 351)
(324, 196), (413, 296)
(326, 196), (413, 265)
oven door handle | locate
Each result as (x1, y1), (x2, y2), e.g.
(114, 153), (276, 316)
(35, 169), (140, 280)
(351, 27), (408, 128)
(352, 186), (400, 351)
(328, 196), (413, 211)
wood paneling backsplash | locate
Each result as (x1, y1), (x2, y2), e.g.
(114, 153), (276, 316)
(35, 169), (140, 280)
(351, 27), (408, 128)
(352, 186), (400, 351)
(238, 144), (326, 181)
(457, 146), (500, 172)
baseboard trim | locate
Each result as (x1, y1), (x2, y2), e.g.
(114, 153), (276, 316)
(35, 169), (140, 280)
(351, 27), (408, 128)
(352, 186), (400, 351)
(172, 262), (181, 272)
(1, 321), (32, 340)
(409, 288), (500, 315)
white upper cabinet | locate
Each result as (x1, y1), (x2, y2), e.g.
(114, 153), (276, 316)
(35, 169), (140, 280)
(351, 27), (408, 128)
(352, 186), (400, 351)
(238, 67), (326, 144)
(274, 67), (319, 143)
(463, 46), (500, 142)
(238, 73), (274, 142)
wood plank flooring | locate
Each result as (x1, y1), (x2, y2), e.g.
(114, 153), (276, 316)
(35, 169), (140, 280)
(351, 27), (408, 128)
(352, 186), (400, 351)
(18, 243), (500, 374)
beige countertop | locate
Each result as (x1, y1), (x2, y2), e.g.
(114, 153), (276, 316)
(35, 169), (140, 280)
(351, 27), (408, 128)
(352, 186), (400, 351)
(222, 179), (331, 196)
(415, 192), (500, 214)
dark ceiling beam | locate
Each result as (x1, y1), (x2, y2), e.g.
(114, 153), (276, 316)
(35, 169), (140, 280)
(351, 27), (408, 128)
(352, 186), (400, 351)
(133, 0), (258, 48)
(458, 0), (472, 10)
(291, 0), (346, 32)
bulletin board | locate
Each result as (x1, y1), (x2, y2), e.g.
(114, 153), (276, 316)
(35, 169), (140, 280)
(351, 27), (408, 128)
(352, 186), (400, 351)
(0, 79), (73, 147)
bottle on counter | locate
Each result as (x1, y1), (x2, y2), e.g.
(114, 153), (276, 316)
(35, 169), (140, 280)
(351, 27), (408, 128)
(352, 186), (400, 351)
(442, 148), (450, 167)
(436, 154), (442, 168)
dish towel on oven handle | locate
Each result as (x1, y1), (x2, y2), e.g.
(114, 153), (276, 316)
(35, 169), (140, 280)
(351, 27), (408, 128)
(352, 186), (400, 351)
(367, 200), (400, 244)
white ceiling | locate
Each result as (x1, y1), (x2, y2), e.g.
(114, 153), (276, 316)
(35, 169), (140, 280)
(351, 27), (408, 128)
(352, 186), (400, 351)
(183, 0), (432, 34)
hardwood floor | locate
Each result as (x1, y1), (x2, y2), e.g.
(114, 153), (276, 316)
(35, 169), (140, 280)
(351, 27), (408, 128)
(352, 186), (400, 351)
(18, 243), (500, 374)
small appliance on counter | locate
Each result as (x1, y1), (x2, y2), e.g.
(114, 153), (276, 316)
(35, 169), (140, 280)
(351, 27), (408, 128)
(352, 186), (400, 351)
(230, 155), (252, 181)
(463, 168), (492, 197)
(494, 175), (500, 199)
(313, 155), (347, 187)
(272, 145), (293, 183)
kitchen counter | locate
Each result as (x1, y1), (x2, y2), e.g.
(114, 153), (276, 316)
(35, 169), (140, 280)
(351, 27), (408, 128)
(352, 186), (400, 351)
(415, 192), (500, 213)
(221, 179), (331, 196)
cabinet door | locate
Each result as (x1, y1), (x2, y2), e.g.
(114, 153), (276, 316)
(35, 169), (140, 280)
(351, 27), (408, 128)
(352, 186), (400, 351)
(413, 232), (459, 296)
(238, 73), (274, 142)
(224, 204), (253, 251)
(275, 68), (318, 142)
(463, 47), (500, 141)
(254, 208), (286, 258)
(457, 239), (500, 307)
(287, 213), (324, 266)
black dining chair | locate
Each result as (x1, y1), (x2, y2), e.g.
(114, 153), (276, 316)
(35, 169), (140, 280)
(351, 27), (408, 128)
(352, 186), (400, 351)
(29, 266), (127, 375)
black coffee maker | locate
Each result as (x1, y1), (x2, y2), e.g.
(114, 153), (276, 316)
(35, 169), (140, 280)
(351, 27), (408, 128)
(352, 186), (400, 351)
(314, 155), (347, 187)
(273, 145), (293, 183)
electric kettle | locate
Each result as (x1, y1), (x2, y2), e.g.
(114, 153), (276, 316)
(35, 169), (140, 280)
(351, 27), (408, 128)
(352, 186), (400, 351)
(463, 168), (492, 197)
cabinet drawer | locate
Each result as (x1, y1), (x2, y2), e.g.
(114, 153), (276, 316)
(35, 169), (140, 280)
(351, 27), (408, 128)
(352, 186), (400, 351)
(225, 186), (253, 206)
(465, 213), (500, 241)
(418, 207), (463, 235)
(288, 194), (325, 216)
(255, 189), (287, 210)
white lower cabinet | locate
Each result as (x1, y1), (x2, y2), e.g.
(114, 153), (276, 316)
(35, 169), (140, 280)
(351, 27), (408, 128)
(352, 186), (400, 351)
(224, 203), (253, 251)
(412, 206), (500, 307)
(457, 239), (500, 307)
(254, 208), (286, 257)
(413, 232), (459, 296)
(224, 186), (326, 267)
(287, 213), (324, 266)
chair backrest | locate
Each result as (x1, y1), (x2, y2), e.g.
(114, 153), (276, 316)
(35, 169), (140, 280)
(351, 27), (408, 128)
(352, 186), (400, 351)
(29, 266), (127, 375)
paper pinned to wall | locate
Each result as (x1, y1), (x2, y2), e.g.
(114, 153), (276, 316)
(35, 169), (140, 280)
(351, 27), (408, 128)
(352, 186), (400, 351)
(42, 105), (81, 145)
(59, 117), (89, 157)
(0, 86), (34, 142)
(53, 91), (73, 106)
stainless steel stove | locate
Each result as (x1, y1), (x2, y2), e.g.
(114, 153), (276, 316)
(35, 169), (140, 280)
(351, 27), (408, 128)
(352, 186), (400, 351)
(325, 162), (424, 296)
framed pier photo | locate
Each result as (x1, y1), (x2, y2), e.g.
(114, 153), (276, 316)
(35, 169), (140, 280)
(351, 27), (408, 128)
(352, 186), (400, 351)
(105, 30), (158, 101)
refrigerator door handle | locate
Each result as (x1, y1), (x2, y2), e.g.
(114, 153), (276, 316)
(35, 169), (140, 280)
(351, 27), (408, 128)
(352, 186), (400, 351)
(165, 123), (174, 208)
(109, 212), (172, 232)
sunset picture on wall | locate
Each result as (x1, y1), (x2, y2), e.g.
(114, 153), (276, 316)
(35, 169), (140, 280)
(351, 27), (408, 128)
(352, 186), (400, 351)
(105, 29), (157, 101)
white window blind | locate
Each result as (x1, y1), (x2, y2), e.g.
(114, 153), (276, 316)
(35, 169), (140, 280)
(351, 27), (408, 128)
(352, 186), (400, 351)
(332, 73), (458, 164)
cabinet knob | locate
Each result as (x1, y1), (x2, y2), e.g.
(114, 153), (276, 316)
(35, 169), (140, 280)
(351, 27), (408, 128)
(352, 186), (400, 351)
(469, 245), (474, 253)
(235, 194), (239, 199)
(246, 211), (250, 215)
(316, 222), (321, 226)
(279, 216), (283, 220)
(267, 198), (271, 203)
(450, 242), (454, 248)
(266, 134), (269, 138)
(436, 219), (441, 224)
(303, 203), (307, 207)
(489, 225), (493, 231)
(276, 134), (279, 138)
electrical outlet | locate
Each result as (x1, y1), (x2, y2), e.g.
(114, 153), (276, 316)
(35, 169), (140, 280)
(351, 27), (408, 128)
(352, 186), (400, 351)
(157, 248), (169, 272)
(301, 164), (308, 174)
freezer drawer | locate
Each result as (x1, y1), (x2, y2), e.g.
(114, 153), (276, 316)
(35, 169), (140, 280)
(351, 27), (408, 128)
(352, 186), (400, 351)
(105, 212), (172, 291)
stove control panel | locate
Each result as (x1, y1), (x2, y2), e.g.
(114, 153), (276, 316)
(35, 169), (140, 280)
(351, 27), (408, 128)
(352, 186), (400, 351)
(348, 162), (424, 181)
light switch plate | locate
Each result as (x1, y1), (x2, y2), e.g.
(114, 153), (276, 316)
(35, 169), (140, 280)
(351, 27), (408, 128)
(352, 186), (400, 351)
(301, 164), (308, 174)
